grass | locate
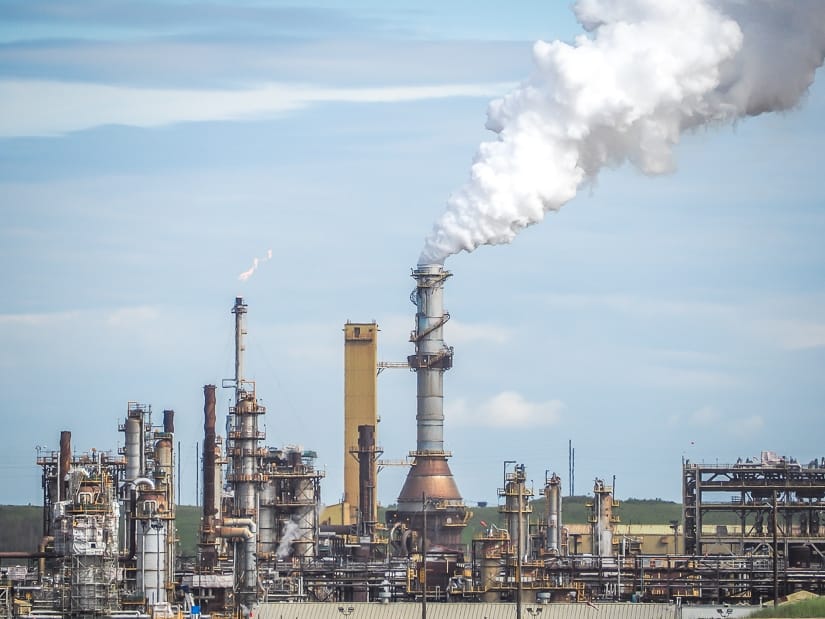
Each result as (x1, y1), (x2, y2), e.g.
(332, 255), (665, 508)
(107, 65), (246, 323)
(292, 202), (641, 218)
(747, 597), (825, 618)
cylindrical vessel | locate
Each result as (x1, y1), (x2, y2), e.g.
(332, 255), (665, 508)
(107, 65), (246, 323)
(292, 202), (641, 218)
(592, 478), (614, 556)
(162, 409), (175, 434)
(258, 482), (277, 557)
(358, 424), (377, 536)
(545, 473), (562, 554)
(155, 439), (173, 485)
(412, 264), (450, 452)
(137, 517), (167, 604)
(125, 417), (142, 482)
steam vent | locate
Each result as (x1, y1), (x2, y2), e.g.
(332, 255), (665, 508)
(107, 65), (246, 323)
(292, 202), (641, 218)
(387, 264), (469, 549)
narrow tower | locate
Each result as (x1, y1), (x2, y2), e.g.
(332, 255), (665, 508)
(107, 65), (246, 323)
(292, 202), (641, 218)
(343, 322), (379, 526)
(387, 265), (468, 549)
(225, 297), (262, 609)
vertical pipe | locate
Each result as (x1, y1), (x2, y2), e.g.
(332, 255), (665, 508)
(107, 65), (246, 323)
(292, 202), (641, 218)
(203, 386), (217, 528)
(59, 431), (71, 502)
(232, 297), (247, 391)
(357, 425), (377, 537)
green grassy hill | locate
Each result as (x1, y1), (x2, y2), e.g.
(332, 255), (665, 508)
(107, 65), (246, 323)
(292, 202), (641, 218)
(2, 498), (737, 557)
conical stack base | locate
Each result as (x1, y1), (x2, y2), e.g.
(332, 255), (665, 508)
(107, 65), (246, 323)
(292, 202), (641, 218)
(387, 453), (468, 551)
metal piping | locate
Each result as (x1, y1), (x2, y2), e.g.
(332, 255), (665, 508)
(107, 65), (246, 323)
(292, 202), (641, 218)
(216, 518), (257, 598)
(129, 477), (156, 491)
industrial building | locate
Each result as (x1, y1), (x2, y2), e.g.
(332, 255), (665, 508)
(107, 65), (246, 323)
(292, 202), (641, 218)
(1, 267), (824, 618)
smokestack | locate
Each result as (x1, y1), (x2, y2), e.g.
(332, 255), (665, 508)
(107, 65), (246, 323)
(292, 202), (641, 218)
(163, 409), (175, 434)
(408, 264), (453, 452)
(388, 265), (467, 550)
(357, 424), (378, 537)
(201, 385), (218, 570)
(59, 431), (71, 502)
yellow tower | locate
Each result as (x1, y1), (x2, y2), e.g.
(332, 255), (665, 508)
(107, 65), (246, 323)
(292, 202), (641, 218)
(331, 321), (379, 526)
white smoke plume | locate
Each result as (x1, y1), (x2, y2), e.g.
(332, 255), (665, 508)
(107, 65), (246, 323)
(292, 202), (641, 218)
(276, 519), (301, 560)
(419, 0), (825, 265)
(238, 249), (273, 281)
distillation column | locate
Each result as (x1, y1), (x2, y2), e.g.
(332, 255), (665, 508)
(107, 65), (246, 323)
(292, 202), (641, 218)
(225, 297), (261, 609)
(135, 408), (176, 606)
(389, 264), (467, 549)
(544, 472), (563, 555)
(501, 464), (532, 561)
(590, 478), (615, 557)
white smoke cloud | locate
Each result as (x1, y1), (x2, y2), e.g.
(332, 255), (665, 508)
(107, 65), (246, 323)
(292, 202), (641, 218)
(238, 248), (273, 281)
(419, 0), (825, 264)
(276, 519), (301, 560)
(449, 391), (564, 427)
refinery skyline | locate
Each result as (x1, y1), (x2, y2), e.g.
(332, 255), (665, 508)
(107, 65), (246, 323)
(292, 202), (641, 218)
(2, 0), (824, 510)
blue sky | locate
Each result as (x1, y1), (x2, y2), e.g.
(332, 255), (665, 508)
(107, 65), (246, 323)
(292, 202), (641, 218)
(1, 1), (823, 508)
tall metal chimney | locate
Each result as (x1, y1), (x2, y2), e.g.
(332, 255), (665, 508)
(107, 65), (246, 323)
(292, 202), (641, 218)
(200, 385), (218, 570)
(356, 424), (379, 537)
(388, 265), (467, 550)
(59, 431), (71, 502)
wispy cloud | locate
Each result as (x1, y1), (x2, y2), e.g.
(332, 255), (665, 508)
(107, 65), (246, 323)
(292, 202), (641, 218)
(104, 306), (160, 328)
(0, 79), (512, 138)
(688, 405), (719, 426)
(754, 318), (825, 351)
(729, 415), (765, 439)
(668, 405), (764, 440)
(0, 306), (162, 331)
(540, 292), (733, 321)
(0, 309), (82, 326)
(540, 292), (825, 352)
(449, 391), (564, 428)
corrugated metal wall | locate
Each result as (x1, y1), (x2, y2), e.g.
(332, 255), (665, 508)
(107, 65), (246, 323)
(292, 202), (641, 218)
(256, 602), (678, 619)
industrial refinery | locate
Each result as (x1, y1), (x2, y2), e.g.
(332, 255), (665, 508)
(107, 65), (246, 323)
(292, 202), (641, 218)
(1, 267), (824, 619)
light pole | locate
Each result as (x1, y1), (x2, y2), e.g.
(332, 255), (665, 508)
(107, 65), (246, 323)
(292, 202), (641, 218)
(421, 493), (430, 619)
(772, 491), (778, 607)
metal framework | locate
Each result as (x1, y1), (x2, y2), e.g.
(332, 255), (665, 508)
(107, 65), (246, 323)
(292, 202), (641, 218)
(682, 455), (825, 596)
